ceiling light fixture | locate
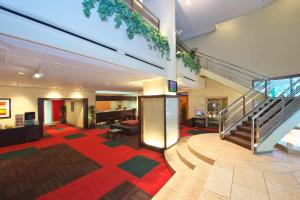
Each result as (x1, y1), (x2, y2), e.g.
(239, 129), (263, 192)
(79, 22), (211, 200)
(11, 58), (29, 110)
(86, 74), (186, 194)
(186, 0), (191, 5)
(17, 72), (25, 75)
(32, 69), (44, 79)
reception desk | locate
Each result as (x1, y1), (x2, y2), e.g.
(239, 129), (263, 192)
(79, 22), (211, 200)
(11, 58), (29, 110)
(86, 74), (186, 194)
(96, 109), (136, 124)
(0, 125), (43, 147)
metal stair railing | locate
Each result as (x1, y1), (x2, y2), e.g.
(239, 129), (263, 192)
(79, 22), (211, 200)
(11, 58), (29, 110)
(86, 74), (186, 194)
(251, 79), (300, 152)
(219, 80), (271, 138)
(197, 52), (268, 88)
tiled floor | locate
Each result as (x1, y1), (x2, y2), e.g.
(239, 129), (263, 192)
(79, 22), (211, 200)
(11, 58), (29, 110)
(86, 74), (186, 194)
(158, 133), (300, 200)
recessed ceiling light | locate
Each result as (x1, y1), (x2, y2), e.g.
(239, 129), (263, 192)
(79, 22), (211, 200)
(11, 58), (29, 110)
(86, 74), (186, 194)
(17, 72), (25, 75)
(186, 0), (191, 5)
(32, 69), (44, 79)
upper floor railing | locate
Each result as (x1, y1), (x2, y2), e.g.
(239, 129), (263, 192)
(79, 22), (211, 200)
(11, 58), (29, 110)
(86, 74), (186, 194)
(176, 37), (268, 88)
(124, 0), (160, 30)
(198, 52), (268, 88)
(176, 37), (191, 53)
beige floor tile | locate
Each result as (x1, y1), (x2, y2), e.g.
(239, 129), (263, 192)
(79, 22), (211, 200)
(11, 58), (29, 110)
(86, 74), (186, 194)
(177, 177), (206, 199)
(266, 181), (300, 200)
(231, 184), (269, 200)
(198, 189), (229, 200)
(193, 163), (211, 180)
(293, 171), (300, 178)
(152, 186), (177, 200)
(233, 167), (267, 193)
(264, 171), (299, 188)
(165, 171), (190, 191)
(204, 166), (233, 198)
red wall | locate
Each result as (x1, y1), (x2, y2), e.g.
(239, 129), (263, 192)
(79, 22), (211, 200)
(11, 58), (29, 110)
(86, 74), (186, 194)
(52, 100), (65, 121)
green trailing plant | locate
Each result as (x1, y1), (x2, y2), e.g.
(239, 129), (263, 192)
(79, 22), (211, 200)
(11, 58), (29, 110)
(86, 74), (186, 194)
(176, 50), (201, 74)
(89, 105), (96, 128)
(82, 0), (170, 59)
(60, 105), (67, 124)
(181, 104), (187, 124)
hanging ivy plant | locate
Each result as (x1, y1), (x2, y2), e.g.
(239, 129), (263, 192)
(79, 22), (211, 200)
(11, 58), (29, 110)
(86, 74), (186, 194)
(176, 50), (201, 74)
(82, 0), (170, 59)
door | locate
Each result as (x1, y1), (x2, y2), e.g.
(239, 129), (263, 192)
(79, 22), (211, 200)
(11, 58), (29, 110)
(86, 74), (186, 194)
(44, 100), (53, 125)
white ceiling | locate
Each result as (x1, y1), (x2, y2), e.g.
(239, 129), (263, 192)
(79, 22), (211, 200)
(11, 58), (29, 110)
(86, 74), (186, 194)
(176, 0), (274, 40)
(0, 34), (161, 91)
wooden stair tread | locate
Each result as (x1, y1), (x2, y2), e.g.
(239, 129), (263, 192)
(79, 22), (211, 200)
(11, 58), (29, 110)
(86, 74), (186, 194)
(226, 135), (251, 149)
(231, 130), (251, 140)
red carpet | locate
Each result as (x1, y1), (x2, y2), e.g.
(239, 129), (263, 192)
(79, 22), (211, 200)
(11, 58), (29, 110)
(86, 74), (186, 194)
(0, 124), (218, 199)
(0, 124), (173, 200)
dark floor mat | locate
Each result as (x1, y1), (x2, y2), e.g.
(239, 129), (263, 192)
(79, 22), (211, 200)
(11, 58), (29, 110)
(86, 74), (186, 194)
(99, 181), (152, 200)
(0, 144), (101, 200)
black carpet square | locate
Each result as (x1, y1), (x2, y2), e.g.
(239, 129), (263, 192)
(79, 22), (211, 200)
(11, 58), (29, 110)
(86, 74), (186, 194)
(0, 144), (101, 200)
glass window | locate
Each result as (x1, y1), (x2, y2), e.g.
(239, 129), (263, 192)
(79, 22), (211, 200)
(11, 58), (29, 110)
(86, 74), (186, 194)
(292, 77), (300, 97)
(253, 81), (266, 94)
(269, 78), (291, 97)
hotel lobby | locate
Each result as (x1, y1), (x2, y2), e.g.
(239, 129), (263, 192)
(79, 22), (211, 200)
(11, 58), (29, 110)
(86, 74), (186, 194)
(0, 0), (300, 199)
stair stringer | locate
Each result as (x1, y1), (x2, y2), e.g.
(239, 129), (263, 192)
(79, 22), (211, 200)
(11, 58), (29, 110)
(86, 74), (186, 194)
(256, 109), (300, 153)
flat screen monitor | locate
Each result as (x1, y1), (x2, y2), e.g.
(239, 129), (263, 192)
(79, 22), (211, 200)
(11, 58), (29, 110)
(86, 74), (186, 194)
(25, 112), (35, 121)
(168, 80), (177, 93)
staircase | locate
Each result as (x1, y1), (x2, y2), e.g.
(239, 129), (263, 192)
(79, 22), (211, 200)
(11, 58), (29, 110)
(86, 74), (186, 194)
(220, 78), (300, 153)
(197, 52), (267, 89)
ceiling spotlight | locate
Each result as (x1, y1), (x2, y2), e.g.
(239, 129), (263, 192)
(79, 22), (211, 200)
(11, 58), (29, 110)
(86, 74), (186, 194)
(186, 0), (191, 5)
(17, 72), (25, 75)
(32, 69), (44, 79)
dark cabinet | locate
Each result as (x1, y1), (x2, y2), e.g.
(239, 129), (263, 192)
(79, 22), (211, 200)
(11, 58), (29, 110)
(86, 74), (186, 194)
(0, 125), (43, 147)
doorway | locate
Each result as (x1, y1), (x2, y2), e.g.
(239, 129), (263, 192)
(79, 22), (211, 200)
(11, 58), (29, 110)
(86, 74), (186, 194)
(43, 100), (65, 125)
(38, 98), (88, 129)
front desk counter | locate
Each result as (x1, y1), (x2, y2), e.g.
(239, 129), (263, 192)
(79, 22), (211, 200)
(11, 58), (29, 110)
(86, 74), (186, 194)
(0, 125), (43, 147)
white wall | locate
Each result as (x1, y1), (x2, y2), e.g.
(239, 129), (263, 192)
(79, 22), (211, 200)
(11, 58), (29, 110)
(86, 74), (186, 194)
(188, 78), (242, 117)
(0, 86), (95, 127)
(0, 0), (168, 76)
(186, 0), (300, 77)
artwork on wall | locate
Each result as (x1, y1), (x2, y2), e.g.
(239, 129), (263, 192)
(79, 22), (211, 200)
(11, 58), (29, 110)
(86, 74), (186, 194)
(0, 98), (11, 119)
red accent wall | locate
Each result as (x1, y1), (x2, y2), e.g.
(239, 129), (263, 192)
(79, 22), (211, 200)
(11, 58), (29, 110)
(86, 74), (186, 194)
(52, 100), (65, 121)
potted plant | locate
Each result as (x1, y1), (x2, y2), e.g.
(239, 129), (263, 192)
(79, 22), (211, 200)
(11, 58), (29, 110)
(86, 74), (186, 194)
(60, 105), (67, 124)
(181, 104), (187, 125)
(89, 105), (96, 129)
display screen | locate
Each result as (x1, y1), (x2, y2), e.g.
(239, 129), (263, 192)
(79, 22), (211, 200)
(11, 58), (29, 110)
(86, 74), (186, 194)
(25, 112), (35, 121)
(195, 109), (204, 116)
(168, 80), (177, 93)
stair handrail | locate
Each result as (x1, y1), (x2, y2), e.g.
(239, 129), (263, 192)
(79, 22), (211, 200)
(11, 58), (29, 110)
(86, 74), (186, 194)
(197, 52), (268, 88)
(251, 79), (300, 152)
(219, 80), (270, 137)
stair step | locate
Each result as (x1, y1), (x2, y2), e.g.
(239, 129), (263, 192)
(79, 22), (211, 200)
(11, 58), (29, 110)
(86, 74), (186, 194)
(226, 135), (251, 149)
(176, 138), (208, 169)
(237, 125), (251, 133)
(231, 130), (251, 140)
(242, 120), (252, 127)
(164, 144), (191, 172)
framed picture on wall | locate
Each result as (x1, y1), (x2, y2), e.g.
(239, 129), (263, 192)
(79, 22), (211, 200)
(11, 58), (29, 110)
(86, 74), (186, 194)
(0, 98), (11, 119)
